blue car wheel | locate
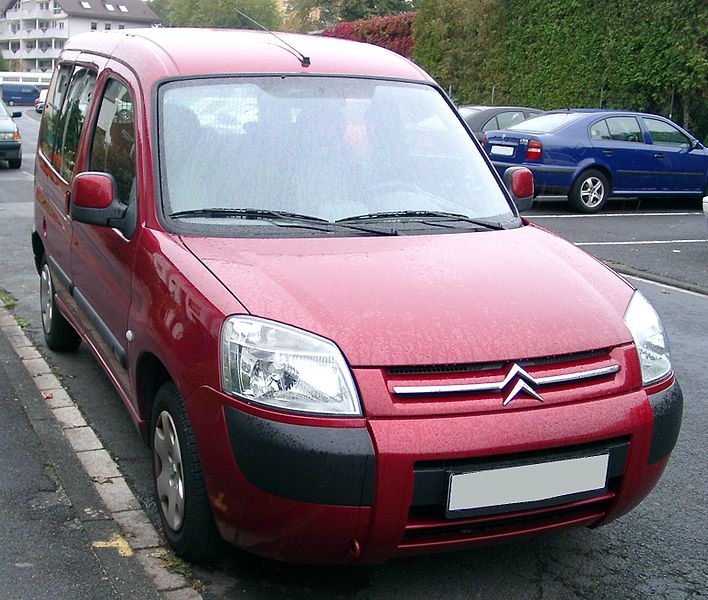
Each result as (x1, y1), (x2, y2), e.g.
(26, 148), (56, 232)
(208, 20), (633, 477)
(569, 169), (609, 213)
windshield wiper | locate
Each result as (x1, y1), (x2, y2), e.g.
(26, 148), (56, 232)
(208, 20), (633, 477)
(170, 207), (330, 223)
(169, 207), (397, 235)
(336, 210), (507, 230)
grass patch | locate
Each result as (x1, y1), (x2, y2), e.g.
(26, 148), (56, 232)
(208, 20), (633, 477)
(14, 315), (29, 329)
(0, 289), (17, 310)
(161, 550), (192, 578)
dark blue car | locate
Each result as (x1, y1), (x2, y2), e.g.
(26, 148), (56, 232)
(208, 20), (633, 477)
(482, 110), (708, 212)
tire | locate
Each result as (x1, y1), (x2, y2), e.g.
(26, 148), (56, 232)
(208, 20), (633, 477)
(40, 257), (81, 351)
(151, 381), (221, 562)
(568, 169), (610, 213)
(8, 157), (21, 169)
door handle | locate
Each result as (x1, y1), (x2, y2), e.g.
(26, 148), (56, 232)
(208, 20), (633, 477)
(654, 153), (664, 159)
(602, 150), (613, 156)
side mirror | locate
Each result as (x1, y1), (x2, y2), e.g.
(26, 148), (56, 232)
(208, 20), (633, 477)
(11, 111), (22, 118)
(71, 172), (134, 237)
(503, 166), (534, 212)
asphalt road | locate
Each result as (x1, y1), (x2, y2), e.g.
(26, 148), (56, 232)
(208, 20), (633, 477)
(1, 109), (706, 599)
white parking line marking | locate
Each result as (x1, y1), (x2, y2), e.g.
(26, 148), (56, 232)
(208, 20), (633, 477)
(625, 275), (708, 298)
(576, 239), (708, 246)
(533, 212), (701, 218)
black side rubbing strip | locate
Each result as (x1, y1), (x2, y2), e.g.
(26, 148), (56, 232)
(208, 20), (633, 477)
(48, 256), (73, 293)
(225, 406), (375, 506)
(73, 287), (127, 368)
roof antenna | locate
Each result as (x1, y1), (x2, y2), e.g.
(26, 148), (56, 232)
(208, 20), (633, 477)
(234, 8), (310, 68)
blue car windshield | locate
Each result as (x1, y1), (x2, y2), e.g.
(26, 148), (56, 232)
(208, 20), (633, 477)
(509, 112), (583, 133)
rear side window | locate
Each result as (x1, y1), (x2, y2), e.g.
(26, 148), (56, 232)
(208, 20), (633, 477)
(643, 118), (691, 148)
(605, 116), (643, 143)
(50, 66), (97, 179)
(39, 64), (73, 166)
(89, 79), (136, 207)
(590, 119), (611, 140)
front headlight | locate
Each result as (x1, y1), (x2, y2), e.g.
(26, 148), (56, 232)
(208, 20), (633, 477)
(220, 316), (361, 416)
(623, 291), (672, 385)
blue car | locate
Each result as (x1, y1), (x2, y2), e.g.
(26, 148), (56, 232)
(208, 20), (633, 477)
(482, 110), (708, 212)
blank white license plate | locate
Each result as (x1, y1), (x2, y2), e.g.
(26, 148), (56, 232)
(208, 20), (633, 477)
(490, 144), (515, 156)
(448, 454), (609, 513)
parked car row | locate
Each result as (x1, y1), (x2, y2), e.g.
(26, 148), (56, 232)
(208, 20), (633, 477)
(0, 99), (22, 169)
(469, 106), (707, 213)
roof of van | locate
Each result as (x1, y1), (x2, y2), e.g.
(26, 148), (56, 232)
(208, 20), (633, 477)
(63, 28), (432, 83)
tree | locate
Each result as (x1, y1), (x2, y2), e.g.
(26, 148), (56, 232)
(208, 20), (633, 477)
(146, 0), (170, 25)
(168, 0), (282, 29)
(287, 0), (415, 31)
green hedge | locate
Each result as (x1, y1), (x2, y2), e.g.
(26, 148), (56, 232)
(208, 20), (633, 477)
(413, 0), (707, 141)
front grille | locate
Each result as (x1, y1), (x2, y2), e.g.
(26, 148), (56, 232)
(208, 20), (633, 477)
(387, 349), (608, 376)
(384, 345), (636, 415)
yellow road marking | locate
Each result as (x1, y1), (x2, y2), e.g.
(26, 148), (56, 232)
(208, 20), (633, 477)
(92, 534), (133, 557)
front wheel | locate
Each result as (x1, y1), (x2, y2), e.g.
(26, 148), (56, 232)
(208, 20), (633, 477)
(151, 381), (221, 562)
(568, 169), (609, 213)
(8, 157), (21, 169)
(40, 258), (81, 351)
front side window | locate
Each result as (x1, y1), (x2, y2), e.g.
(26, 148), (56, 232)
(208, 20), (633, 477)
(89, 79), (136, 209)
(643, 118), (690, 148)
(158, 76), (515, 236)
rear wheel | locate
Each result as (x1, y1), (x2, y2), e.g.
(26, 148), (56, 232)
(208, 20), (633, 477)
(40, 258), (81, 351)
(151, 381), (221, 562)
(568, 169), (609, 213)
(8, 157), (21, 169)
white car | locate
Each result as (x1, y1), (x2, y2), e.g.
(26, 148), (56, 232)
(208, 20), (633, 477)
(703, 194), (708, 226)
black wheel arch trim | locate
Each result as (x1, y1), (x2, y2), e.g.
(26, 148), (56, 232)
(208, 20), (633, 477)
(224, 406), (376, 506)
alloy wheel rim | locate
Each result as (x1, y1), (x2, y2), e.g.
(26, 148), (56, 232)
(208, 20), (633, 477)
(580, 176), (605, 208)
(154, 410), (185, 532)
(40, 264), (53, 334)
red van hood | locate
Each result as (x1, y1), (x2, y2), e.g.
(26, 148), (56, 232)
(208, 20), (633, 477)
(182, 226), (634, 367)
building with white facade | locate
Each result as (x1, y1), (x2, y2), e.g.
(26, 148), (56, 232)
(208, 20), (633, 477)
(0, 0), (159, 72)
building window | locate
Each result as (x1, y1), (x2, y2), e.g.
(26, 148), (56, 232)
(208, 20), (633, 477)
(105, 23), (111, 30)
(39, 2), (50, 10)
(58, 21), (64, 29)
(118, 5), (128, 12)
(91, 21), (97, 30)
(105, 3), (115, 10)
(118, 24), (125, 29)
(80, 1), (91, 8)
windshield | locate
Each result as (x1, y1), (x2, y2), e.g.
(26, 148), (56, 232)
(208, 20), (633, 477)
(509, 112), (583, 133)
(158, 76), (515, 235)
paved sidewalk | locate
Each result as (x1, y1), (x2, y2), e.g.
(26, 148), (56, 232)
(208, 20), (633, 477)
(0, 319), (161, 599)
